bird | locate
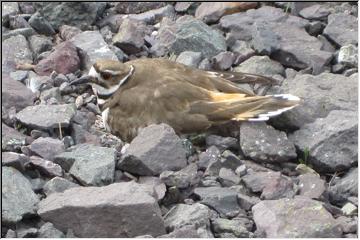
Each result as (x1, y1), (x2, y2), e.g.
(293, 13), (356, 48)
(70, 58), (300, 142)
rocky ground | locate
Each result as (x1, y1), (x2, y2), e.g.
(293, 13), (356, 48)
(1, 2), (358, 238)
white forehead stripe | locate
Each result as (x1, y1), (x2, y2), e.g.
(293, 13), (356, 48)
(89, 66), (100, 79)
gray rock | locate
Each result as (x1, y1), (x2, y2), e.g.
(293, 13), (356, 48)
(152, 15), (226, 58)
(299, 4), (331, 20)
(341, 202), (357, 216)
(164, 203), (213, 238)
(158, 225), (200, 238)
(28, 156), (63, 177)
(2, 27), (37, 40)
(113, 19), (147, 54)
(5, 229), (17, 238)
(115, 2), (167, 14)
(206, 135), (238, 152)
(275, 73), (357, 129)
(328, 168), (358, 205)
(336, 216), (358, 234)
(290, 110), (357, 173)
(174, 2), (195, 13)
(25, 71), (52, 92)
(2, 75), (36, 113)
(118, 124), (187, 176)
(176, 51), (203, 68)
(138, 176), (166, 201)
(252, 197), (343, 237)
(211, 51), (235, 70)
(59, 25), (82, 41)
(17, 228), (38, 238)
(230, 40), (255, 65)
(318, 34), (336, 53)
(212, 218), (251, 238)
(70, 31), (117, 71)
(2, 2), (19, 24)
(307, 21), (326, 36)
(234, 56), (284, 77)
(55, 144), (116, 186)
(29, 35), (53, 57)
(35, 2), (106, 31)
(240, 122), (297, 163)
(15, 104), (76, 131)
(128, 5), (176, 25)
(160, 163), (199, 189)
(218, 168), (241, 187)
(38, 182), (166, 237)
(298, 173), (326, 199)
(38, 222), (65, 238)
(198, 146), (221, 170)
(2, 35), (33, 74)
(43, 176), (79, 196)
(237, 192), (261, 210)
(2, 152), (29, 172)
(337, 44), (358, 68)
(9, 70), (28, 82)
(2, 167), (39, 225)
(242, 171), (296, 200)
(323, 13), (358, 47)
(194, 187), (240, 217)
(198, 58), (212, 70)
(29, 137), (65, 161)
(2, 123), (27, 152)
(28, 12), (55, 36)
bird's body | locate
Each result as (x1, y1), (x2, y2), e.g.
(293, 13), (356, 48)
(71, 58), (300, 142)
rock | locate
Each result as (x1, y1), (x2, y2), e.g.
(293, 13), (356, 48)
(194, 187), (240, 217)
(160, 163), (199, 189)
(273, 73), (357, 130)
(2, 35), (33, 74)
(54, 144), (116, 186)
(158, 225), (200, 238)
(164, 203), (212, 238)
(336, 216), (358, 233)
(198, 58), (212, 70)
(328, 168), (358, 205)
(113, 19), (148, 54)
(252, 197), (343, 237)
(35, 2), (106, 30)
(323, 13), (358, 47)
(237, 192), (261, 210)
(9, 15), (31, 29)
(38, 222), (65, 238)
(174, 2), (195, 13)
(195, 2), (257, 24)
(96, 14), (124, 33)
(59, 25), (82, 41)
(205, 135), (238, 152)
(212, 218), (251, 238)
(175, 51), (203, 68)
(28, 156), (63, 177)
(337, 44), (358, 68)
(242, 171), (296, 200)
(2, 27), (37, 41)
(128, 5), (176, 25)
(318, 34), (336, 52)
(28, 12), (55, 36)
(15, 104), (76, 131)
(5, 229), (17, 238)
(298, 173), (326, 199)
(198, 146), (221, 170)
(2, 75), (36, 112)
(70, 31), (117, 71)
(43, 176), (79, 196)
(211, 51), (235, 70)
(138, 176), (166, 201)
(9, 70), (28, 82)
(234, 56), (284, 77)
(118, 124), (187, 176)
(29, 35), (53, 57)
(307, 21), (326, 36)
(342, 202), (357, 216)
(218, 168), (241, 187)
(2, 167), (39, 225)
(230, 40), (255, 65)
(295, 163), (320, 176)
(38, 182), (166, 237)
(24, 71), (52, 92)
(290, 110), (357, 173)
(2, 2), (19, 25)
(16, 228), (38, 238)
(34, 41), (80, 76)
(115, 2), (167, 14)
(152, 15), (226, 58)
(29, 137), (65, 161)
(240, 122), (297, 163)
(2, 123), (27, 152)
(298, 4), (331, 20)
(235, 164), (247, 177)
(2, 152), (29, 172)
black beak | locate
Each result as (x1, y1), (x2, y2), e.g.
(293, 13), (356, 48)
(69, 75), (94, 86)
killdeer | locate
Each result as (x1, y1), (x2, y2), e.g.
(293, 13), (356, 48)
(70, 58), (300, 142)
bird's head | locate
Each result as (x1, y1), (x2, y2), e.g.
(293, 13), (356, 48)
(70, 60), (134, 99)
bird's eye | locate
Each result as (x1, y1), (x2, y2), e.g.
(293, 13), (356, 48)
(101, 72), (111, 80)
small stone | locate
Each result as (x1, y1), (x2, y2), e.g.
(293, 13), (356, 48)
(235, 165), (247, 177)
(138, 176), (166, 201)
(342, 202), (357, 216)
(2, 152), (29, 172)
(323, 13), (357, 47)
(234, 55), (285, 77)
(29, 35), (53, 57)
(198, 58), (212, 70)
(59, 25), (82, 40)
(28, 12), (55, 36)
(337, 44), (358, 68)
(160, 163), (199, 189)
(29, 177), (46, 192)
(211, 51), (235, 70)
(237, 192), (261, 211)
(298, 173), (326, 199)
(336, 216), (358, 233)
(17, 228), (38, 238)
(38, 222), (65, 238)
(5, 229), (17, 238)
(2, 35), (32, 74)
(212, 218), (251, 238)
(198, 146), (221, 170)
(218, 168), (241, 187)
(9, 70), (28, 82)
(29, 137), (65, 161)
(43, 176), (79, 196)
(206, 135), (238, 152)
(2, 123), (27, 152)
(28, 156), (63, 177)
(298, 4), (331, 20)
(176, 51), (203, 68)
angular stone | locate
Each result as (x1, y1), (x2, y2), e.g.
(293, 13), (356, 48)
(336, 216), (358, 234)
(43, 176), (79, 196)
(29, 137), (65, 161)
(2, 123), (27, 152)
(176, 51), (203, 68)
(235, 55), (284, 77)
(160, 163), (199, 189)
(38, 182), (166, 237)
(118, 124), (187, 176)
(128, 5), (176, 25)
(28, 12), (55, 36)
(113, 19), (147, 54)
(290, 110), (357, 173)
(337, 44), (358, 68)
(164, 203), (212, 238)
(252, 197), (343, 237)
(211, 51), (235, 70)
(15, 104), (76, 131)
(206, 135), (238, 152)
(240, 122), (297, 163)
(198, 146), (221, 170)
(2, 152), (29, 172)
(115, 2), (167, 14)
(298, 4), (331, 20)
(152, 15), (226, 58)
(342, 202), (357, 216)
(17, 228), (38, 238)
(28, 156), (63, 177)
(29, 35), (53, 57)
(2, 27), (37, 40)
(38, 222), (65, 238)
(158, 225), (200, 238)
(2, 2), (19, 24)
(230, 40), (255, 65)
(323, 13), (358, 47)
(55, 144), (116, 186)
(70, 31), (117, 71)
(9, 70), (28, 82)
(2, 167), (39, 225)
(25, 71), (52, 92)
(194, 187), (240, 217)
(138, 176), (166, 201)
(237, 192), (261, 210)
(328, 168), (358, 205)
(34, 41), (80, 76)
(212, 218), (251, 238)
(218, 168), (241, 187)
(298, 173), (326, 199)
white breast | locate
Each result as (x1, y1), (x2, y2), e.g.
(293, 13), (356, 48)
(101, 108), (111, 131)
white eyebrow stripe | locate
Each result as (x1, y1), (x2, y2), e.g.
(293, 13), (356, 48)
(103, 69), (122, 75)
(119, 65), (134, 87)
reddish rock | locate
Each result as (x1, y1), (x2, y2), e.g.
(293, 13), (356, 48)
(59, 25), (82, 41)
(34, 41), (80, 76)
